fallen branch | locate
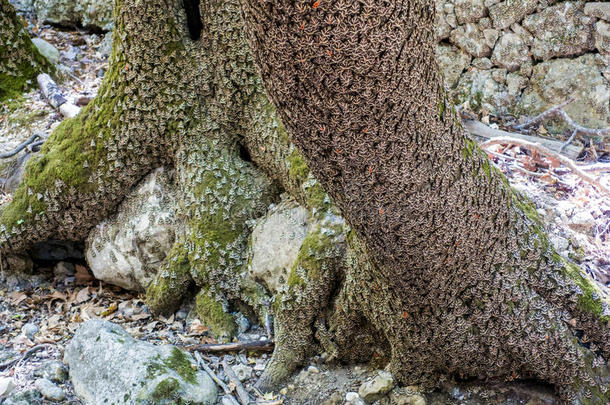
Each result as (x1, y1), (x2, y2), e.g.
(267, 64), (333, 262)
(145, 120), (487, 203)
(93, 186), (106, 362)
(185, 340), (274, 353)
(0, 344), (53, 371)
(481, 137), (610, 195)
(194, 352), (240, 405)
(0, 133), (44, 159)
(514, 98), (610, 137)
(464, 120), (581, 160)
(223, 358), (251, 405)
(37, 73), (80, 118)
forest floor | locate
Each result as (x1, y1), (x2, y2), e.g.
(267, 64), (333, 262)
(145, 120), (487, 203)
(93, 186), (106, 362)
(0, 16), (609, 405)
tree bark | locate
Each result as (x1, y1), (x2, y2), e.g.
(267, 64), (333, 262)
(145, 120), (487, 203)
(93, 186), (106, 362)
(240, 0), (609, 401)
(0, 0), (608, 402)
(0, 0), (53, 100)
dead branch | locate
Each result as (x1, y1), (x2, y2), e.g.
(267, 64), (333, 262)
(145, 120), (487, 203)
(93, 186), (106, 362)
(37, 73), (80, 118)
(223, 358), (251, 405)
(194, 351), (240, 405)
(185, 340), (274, 353)
(0, 133), (44, 159)
(464, 120), (581, 160)
(514, 98), (610, 137)
(0, 344), (54, 371)
(481, 137), (610, 195)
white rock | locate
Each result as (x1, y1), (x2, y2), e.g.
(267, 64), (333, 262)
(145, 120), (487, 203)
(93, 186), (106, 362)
(34, 378), (65, 402)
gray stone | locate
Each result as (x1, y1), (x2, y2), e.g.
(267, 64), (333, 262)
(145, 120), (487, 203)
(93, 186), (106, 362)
(321, 391), (343, 405)
(33, 0), (113, 31)
(64, 320), (217, 405)
(488, 0), (538, 29)
(435, 44), (471, 88)
(450, 23), (492, 57)
(31, 38), (59, 64)
(520, 54), (609, 130)
(2, 389), (42, 405)
(454, 0), (486, 24)
(567, 211), (596, 235)
(522, 2), (595, 60)
(472, 57), (492, 70)
(34, 360), (69, 383)
(358, 371), (394, 403)
(34, 378), (65, 402)
(86, 168), (178, 291)
(594, 20), (610, 54)
(491, 32), (531, 71)
(231, 364), (252, 382)
(506, 73), (527, 96)
(453, 69), (509, 115)
(0, 377), (15, 399)
(584, 2), (610, 21)
(53, 261), (75, 277)
(21, 323), (39, 340)
(246, 199), (309, 294)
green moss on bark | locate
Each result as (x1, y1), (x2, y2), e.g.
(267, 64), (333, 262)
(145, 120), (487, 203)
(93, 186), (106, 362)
(195, 288), (236, 341)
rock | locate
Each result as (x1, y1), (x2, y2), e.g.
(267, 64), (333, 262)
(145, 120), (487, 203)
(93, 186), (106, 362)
(472, 57), (492, 70)
(450, 23), (492, 57)
(0, 254), (48, 290)
(64, 320), (217, 404)
(594, 21), (610, 54)
(33, 0), (113, 31)
(358, 371), (394, 403)
(520, 54), (610, 130)
(97, 33), (112, 57)
(246, 199), (309, 294)
(391, 394), (427, 405)
(452, 69), (509, 115)
(522, 2), (595, 61)
(86, 168), (178, 291)
(31, 38), (59, 64)
(435, 44), (471, 88)
(34, 360), (69, 383)
(307, 365), (320, 374)
(53, 261), (75, 277)
(506, 73), (527, 97)
(0, 377), (16, 398)
(453, 0), (486, 24)
(30, 239), (84, 261)
(491, 32), (530, 72)
(34, 378), (65, 402)
(488, 0), (537, 30)
(584, 2), (610, 21)
(231, 364), (252, 382)
(21, 323), (39, 340)
(1, 389), (42, 405)
(321, 391), (343, 405)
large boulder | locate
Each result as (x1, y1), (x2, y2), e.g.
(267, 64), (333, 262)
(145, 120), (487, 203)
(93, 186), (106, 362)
(246, 199), (310, 294)
(436, 44), (472, 88)
(64, 320), (217, 405)
(491, 32), (530, 72)
(520, 54), (610, 129)
(33, 0), (113, 31)
(85, 168), (178, 291)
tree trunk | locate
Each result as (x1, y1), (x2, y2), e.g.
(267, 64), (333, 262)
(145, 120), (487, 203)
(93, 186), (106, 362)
(0, 0), (608, 402)
(240, 0), (609, 401)
(0, 0), (53, 100)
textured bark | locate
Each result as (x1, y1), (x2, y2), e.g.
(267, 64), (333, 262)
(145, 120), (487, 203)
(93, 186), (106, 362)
(240, 0), (609, 401)
(0, 0), (53, 100)
(1, 0), (609, 402)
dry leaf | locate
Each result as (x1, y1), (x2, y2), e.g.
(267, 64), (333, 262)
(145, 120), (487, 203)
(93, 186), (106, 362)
(75, 287), (91, 303)
(8, 292), (28, 305)
(101, 302), (118, 317)
(75, 264), (93, 284)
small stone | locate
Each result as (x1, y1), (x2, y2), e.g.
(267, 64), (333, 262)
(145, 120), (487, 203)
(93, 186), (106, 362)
(568, 211), (596, 235)
(346, 392), (360, 401)
(307, 365), (320, 374)
(74, 96), (93, 107)
(280, 388), (288, 395)
(53, 262), (75, 277)
(21, 323), (38, 340)
(31, 38), (60, 64)
(231, 364), (252, 382)
(0, 377), (16, 398)
(34, 378), (65, 402)
(358, 371), (394, 403)
(393, 394), (427, 405)
(253, 362), (265, 371)
(34, 361), (68, 383)
(321, 391), (343, 405)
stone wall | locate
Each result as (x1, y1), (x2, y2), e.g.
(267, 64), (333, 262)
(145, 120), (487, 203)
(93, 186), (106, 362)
(436, 1), (609, 129)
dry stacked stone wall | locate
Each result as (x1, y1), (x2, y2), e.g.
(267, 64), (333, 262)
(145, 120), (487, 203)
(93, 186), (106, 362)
(436, 0), (610, 130)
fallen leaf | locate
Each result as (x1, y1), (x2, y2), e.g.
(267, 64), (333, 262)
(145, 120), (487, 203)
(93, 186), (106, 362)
(75, 287), (91, 303)
(101, 302), (118, 317)
(8, 292), (27, 305)
(75, 264), (93, 284)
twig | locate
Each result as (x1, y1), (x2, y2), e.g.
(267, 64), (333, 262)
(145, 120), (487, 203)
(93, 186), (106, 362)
(0, 133), (43, 159)
(578, 163), (610, 173)
(185, 340), (274, 353)
(515, 98), (610, 137)
(193, 351), (240, 405)
(481, 137), (610, 195)
(223, 358), (251, 405)
(464, 120), (581, 159)
(560, 129), (578, 153)
(0, 344), (53, 370)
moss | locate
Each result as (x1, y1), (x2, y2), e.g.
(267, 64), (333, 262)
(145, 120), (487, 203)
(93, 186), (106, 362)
(164, 347), (197, 384)
(562, 261), (610, 323)
(151, 378), (181, 402)
(195, 288), (236, 341)
(288, 223), (341, 287)
(461, 136), (478, 160)
(288, 149), (310, 185)
(146, 243), (194, 315)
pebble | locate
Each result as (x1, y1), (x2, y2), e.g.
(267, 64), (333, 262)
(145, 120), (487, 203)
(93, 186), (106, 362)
(307, 365), (320, 374)
(34, 361), (69, 383)
(231, 364), (252, 382)
(0, 377), (16, 397)
(53, 262), (75, 278)
(21, 323), (39, 340)
(34, 378), (65, 402)
(253, 363), (265, 371)
(358, 371), (394, 403)
(346, 392), (360, 401)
